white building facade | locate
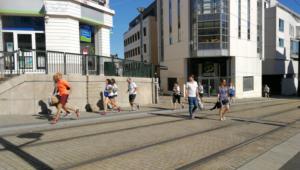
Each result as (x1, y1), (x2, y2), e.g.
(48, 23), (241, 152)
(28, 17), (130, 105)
(0, 0), (114, 62)
(124, 2), (158, 65)
(157, 0), (265, 98)
(263, 0), (299, 95)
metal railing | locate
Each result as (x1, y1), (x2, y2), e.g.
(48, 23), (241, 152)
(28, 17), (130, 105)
(0, 49), (154, 78)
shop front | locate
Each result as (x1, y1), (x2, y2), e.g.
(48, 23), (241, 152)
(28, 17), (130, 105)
(0, 0), (114, 74)
(187, 57), (232, 96)
(1, 16), (46, 71)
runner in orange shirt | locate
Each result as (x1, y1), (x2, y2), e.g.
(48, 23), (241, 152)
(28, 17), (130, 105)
(51, 72), (80, 124)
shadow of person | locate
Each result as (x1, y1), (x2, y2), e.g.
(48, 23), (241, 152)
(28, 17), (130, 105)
(97, 91), (105, 111)
(38, 100), (52, 121)
(17, 133), (43, 147)
(0, 133), (53, 170)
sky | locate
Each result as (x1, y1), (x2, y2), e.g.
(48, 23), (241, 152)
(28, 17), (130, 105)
(110, 0), (300, 58)
(110, 0), (154, 58)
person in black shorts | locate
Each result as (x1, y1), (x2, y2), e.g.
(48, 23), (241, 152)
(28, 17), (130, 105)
(172, 82), (184, 110)
(127, 78), (140, 111)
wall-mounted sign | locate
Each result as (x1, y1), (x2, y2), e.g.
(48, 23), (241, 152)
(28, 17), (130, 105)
(80, 25), (92, 43)
(6, 42), (14, 52)
(203, 63), (215, 77)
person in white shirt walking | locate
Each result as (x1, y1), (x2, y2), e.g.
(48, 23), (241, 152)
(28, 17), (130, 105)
(127, 78), (140, 111)
(185, 75), (199, 119)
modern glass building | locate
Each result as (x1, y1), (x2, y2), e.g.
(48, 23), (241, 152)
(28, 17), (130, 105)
(157, 0), (265, 98)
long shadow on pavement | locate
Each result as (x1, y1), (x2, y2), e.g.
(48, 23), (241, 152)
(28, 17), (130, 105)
(0, 133), (53, 170)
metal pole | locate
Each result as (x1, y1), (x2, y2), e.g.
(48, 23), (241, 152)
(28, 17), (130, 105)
(140, 13), (144, 63)
(86, 55), (89, 76)
(298, 41), (300, 96)
(63, 53), (67, 75)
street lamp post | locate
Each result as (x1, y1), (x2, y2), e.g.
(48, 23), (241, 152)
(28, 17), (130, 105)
(137, 7), (145, 63)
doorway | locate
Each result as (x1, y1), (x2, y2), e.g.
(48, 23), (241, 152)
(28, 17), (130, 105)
(199, 77), (232, 96)
(18, 34), (33, 69)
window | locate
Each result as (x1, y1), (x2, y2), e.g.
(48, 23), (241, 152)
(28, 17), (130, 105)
(177, 0), (181, 41)
(169, 0), (173, 45)
(243, 76), (254, 91)
(290, 40), (299, 56)
(169, 37), (173, 45)
(279, 19), (284, 32)
(192, 0), (229, 50)
(143, 27), (146, 36)
(289, 24), (295, 37)
(144, 44), (147, 53)
(137, 31), (140, 39)
(138, 47), (140, 54)
(238, 0), (241, 38)
(279, 38), (284, 47)
(168, 78), (177, 91)
(247, 0), (251, 40)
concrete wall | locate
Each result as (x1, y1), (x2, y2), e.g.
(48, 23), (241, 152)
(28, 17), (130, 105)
(95, 27), (111, 57)
(229, 0), (263, 98)
(0, 74), (154, 115)
(158, 0), (190, 93)
(45, 17), (80, 53)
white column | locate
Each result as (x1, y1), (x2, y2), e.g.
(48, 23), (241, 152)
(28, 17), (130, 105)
(45, 17), (80, 53)
(32, 33), (37, 71)
(95, 27), (111, 57)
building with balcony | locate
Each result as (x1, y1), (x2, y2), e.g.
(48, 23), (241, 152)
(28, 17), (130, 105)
(157, 0), (265, 98)
(263, 0), (299, 95)
(0, 0), (114, 72)
(123, 2), (158, 66)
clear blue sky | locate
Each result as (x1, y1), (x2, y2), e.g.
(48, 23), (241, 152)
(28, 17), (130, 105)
(110, 0), (154, 58)
(110, 0), (300, 58)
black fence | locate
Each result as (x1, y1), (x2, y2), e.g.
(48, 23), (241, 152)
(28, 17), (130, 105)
(0, 49), (154, 78)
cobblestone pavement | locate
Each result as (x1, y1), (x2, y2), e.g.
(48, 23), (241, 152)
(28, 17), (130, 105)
(0, 98), (299, 170)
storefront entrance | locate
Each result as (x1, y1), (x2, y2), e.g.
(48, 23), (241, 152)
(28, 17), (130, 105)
(1, 16), (45, 71)
(188, 57), (232, 96)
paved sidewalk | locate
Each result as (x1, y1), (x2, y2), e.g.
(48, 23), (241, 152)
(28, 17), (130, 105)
(238, 132), (300, 170)
(0, 97), (289, 135)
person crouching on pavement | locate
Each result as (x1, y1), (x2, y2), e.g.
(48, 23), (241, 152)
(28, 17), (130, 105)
(51, 72), (79, 124)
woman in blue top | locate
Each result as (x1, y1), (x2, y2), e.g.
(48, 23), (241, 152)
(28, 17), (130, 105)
(218, 79), (230, 121)
(228, 82), (235, 104)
